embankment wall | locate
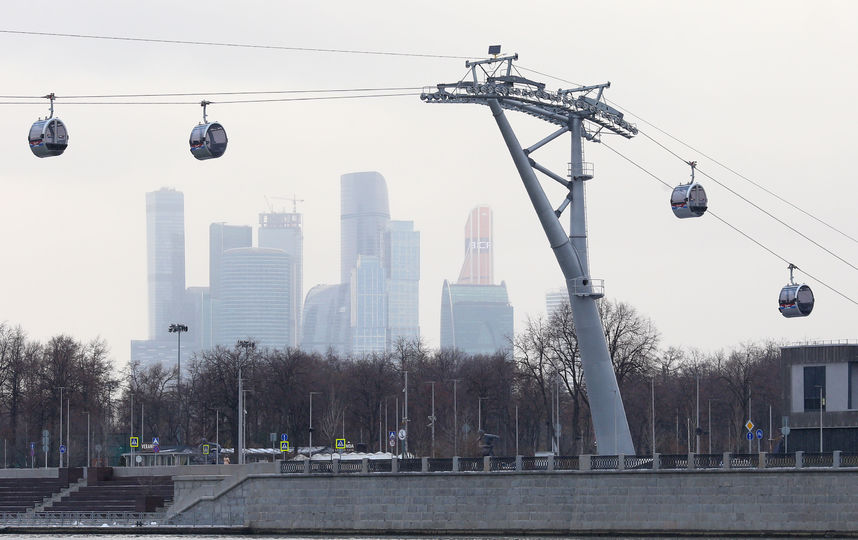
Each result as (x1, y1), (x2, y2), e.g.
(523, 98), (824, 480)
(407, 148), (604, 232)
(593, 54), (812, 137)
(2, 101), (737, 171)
(168, 468), (858, 535)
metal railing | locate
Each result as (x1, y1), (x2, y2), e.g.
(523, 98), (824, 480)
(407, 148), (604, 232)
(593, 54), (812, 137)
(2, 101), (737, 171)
(428, 458), (453, 472)
(1, 511), (160, 526)
(276, 452), (856, 475)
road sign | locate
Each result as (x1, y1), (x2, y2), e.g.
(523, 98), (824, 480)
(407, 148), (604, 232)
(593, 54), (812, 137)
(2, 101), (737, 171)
(745, 420), (754, 431)
(152, 437), (160, 445)
(30, 442), (35, 457)
(280, 440), (290, 452)
(60, 444), (66, 454)
(335, 438), (346, 450)
(398, 429), (407, 441)
(129, 437), (139, 448)
(202, 444), (210, 455)
(269, 432), (277, 443)
(781, 426), (791, 436)
(746, 432), (753, 441)
(153, 445), (160, 453)
(41, 430), (49, 447)
(388, 431), (396, 448)
(756, 428), (764, 440)
(281, 433), (288, 441)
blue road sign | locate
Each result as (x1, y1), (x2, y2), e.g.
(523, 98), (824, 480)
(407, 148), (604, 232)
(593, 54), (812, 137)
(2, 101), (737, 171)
(152, 437), (160, 445)
(153, 444), (160, 454)
(756, 428), (764, 440)
(30, 442), (35, 449)
(60, 444), (66, 453)
(281, 433), (288, 441)
(746, 432), (753, 441)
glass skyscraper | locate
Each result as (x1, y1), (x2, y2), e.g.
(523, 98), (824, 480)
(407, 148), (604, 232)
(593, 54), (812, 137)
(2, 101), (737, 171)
(440, 206), (513, 355)
(440, 281), (514, 355)
(259, 210), (303, 346)
(340, 171), (390, 284)
(146, 188), (186, 341)
(217, 247), (292, 349)
(301, 283), (350, 354)
(386, 220), (420, 346)
(350, 255), (387, 355)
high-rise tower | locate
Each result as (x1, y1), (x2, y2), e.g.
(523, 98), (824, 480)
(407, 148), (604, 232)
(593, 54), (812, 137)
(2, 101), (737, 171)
(457, 205), (493, 285)
(146, 188), (186, 341)
(259, 209), (303, 346)
(340, 171), (390, 284)
(440, 206), (512, 354)
(386, 220), (420, 346)
(217, 247), (292, 348)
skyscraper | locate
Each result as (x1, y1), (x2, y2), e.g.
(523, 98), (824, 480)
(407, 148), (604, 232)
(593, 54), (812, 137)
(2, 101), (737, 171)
(217, 247), (292, 348)
(386, 220), (420, 346)
(209, 223), (252, 299)
(440, 280), (514, 354)
(146, 188), (186, 341)
(350, 255), (387, 355)
(545, 287), (569, 316)
(259, 209), (303, 346)
(440, 206), (513, 354)
(340, 171), (390, 284)
(457, 205), (494, 285)
(301, 284), (350, 355)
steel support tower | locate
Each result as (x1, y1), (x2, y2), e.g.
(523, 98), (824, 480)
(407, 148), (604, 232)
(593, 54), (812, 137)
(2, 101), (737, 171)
(422, 52), (637, 454)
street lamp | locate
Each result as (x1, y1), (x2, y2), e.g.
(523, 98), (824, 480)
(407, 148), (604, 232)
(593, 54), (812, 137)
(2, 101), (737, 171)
(236, 339), (255, 465)
(57, 386), (65, 468)
(168, 323), (188, 388)
(426, 382), (436, 458)
(815, 384), (824, 452)
(309, 391), (321, 460)
(447, 379), (461, 456)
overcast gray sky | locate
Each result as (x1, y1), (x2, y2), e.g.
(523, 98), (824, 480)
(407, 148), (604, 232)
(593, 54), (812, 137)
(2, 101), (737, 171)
(2, 1), (856, 368)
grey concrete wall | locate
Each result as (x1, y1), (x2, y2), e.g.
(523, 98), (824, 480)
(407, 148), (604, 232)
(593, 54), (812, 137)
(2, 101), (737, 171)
(0, 468), (57, 479)
(169, 468), (858, 535)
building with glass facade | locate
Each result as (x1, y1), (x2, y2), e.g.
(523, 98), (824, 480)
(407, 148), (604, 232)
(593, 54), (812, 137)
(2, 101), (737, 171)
(259, 210), (303, 346)
(216, 247), (292, 349)
(440, 206), (513, 355)
(350, 255), (388, 355)
(545, 287), (569, 316)
(340, 171), (390, 284)
(385, 220), (420, 346)
(301, 283), (350, 355)
(440, 280), (514, 355)
(146, 188), (186, 341)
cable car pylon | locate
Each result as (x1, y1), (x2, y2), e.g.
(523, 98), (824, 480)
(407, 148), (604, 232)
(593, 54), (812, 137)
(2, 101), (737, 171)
(422, 48), (637, 455)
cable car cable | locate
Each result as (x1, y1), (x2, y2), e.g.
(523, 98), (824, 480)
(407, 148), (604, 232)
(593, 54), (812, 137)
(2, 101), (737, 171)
(600, 140), (858, 308)
(639, 130), (858, 274)
(0, 29), (469, 60)
(518, 64), (858, 245)
(0, 87), (424, 100)
(0, 91), (418, 106)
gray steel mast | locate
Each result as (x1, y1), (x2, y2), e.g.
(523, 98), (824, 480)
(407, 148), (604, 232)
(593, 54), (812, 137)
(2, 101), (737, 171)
(422, 50), (637, 454)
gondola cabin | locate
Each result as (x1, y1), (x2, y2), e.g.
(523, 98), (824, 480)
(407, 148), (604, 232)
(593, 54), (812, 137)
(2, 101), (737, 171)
(779, 283), (814, 318)
(670, 183), (707, 219)
(189, 122), (227, 160)
(28, 117), (69, 158)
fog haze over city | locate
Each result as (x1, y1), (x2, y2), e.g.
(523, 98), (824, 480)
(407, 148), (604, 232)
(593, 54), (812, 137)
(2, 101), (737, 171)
(1, 1), (857, 368)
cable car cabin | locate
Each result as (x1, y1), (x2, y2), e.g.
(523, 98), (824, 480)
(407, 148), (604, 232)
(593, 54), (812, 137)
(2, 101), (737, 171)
(779, 283), (814, 318)
(28, 118), (69, 158)
(189, 122), (228, 160)
(670, 183), (707, 219)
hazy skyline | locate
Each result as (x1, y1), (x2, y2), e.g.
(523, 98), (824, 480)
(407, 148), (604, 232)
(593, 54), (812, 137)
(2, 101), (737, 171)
(2, 2), (857, 369)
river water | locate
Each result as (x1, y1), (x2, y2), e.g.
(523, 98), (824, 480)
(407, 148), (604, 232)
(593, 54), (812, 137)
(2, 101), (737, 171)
(0, 535), (847, 540)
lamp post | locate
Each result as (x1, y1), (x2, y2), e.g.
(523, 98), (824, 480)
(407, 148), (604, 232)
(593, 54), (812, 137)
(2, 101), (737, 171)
(447, 379), (461, 456)
(815, 385), (824, 452)
(84, 411), (90, 468)
(426, 382), (436, 458)
(236, 339), (255, 465)
(57, 386), (65, 468)
(309, 391), (321, 460)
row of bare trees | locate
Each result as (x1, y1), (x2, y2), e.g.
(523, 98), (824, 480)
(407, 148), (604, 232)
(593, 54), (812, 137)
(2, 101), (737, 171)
(0, 297), (788, 466)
